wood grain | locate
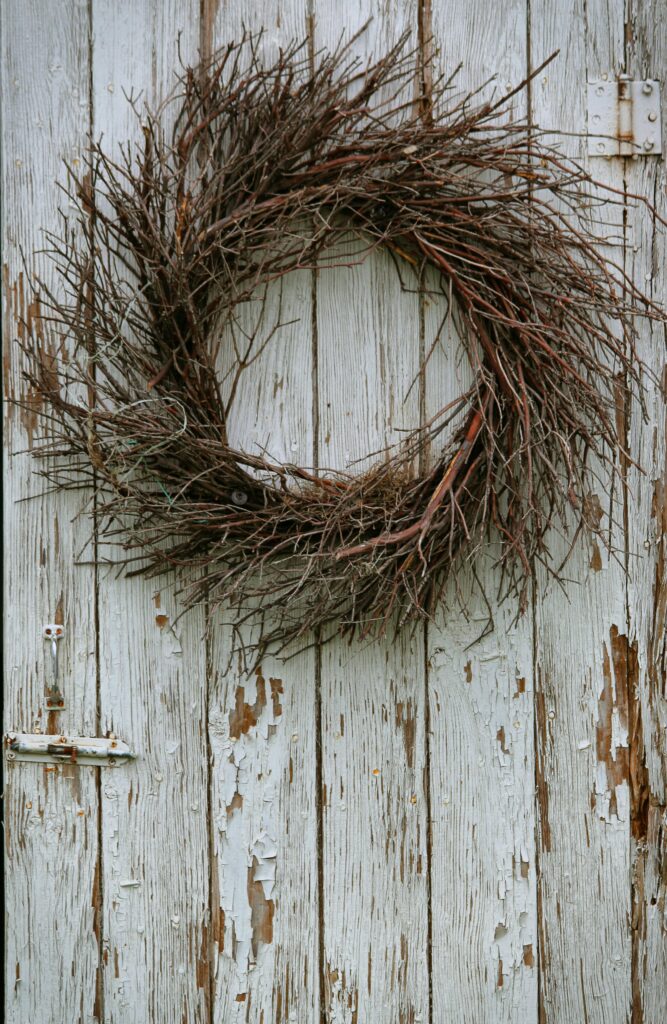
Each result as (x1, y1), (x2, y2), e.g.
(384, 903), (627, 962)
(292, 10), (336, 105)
(530, 2), (634, 1020)
(91, 4), (210, 1022)
(2, 2), (101, 1021)
(424, 2), (538, 1020)
(312, 6), (430, 1022)
(4, 2), (667, 1021)
(202, 4), (321, 1020)
(625, 4), (667, 1021)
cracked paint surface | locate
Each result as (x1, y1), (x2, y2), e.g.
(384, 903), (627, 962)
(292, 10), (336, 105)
(210, 669), (281, 985)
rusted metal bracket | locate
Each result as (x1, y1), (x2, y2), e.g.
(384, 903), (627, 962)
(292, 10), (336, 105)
(4, 732), (135, 767)
(588, 77), (662, 156)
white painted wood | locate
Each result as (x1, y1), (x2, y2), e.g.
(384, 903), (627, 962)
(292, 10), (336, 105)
(202, 3), (321, 1021)
(625, 5), (667, 1020)
(2, 2), (101, 1022)
(312, 6), (430, 1023)
(530, 2), (635, 1020)
(90, 4), (210, 1022)
(4, 2), (667, 1021)
(425, 3), (538, 1019)
(207, 632), (319, 1023)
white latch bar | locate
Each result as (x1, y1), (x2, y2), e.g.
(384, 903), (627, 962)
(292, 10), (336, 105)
(588, 78), (662, 156)
(5, 732), (135, 766)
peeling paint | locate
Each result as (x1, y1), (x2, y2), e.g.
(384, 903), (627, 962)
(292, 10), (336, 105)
(209, 665), (283, 986)
(594, 626), (645, 826)
(395, 700), (416, 768)
(229, 672), (267, 740)
(535, 687), (552, 852)
(247, 856), (274, 958)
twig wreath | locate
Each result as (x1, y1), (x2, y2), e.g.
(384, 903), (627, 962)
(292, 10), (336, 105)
(24, 33), (664, 653)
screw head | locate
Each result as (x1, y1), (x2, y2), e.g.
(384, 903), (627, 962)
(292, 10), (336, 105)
(642, 82), (653, 95)
(648, 111), (658, 122)
(644, 138), (655, 151)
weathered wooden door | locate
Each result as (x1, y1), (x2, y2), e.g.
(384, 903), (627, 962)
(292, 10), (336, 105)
(3, 1), (666, 1021)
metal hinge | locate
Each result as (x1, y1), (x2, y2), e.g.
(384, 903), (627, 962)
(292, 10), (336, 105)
(588, 77), (662, 156)
(4, 732), (135, 766)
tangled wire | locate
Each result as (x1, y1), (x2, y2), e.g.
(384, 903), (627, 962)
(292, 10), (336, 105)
(23, 33), (664, 653)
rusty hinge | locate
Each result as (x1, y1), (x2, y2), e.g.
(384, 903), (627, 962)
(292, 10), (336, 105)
(4, 732), (135, 766)
(588, 77), (662, 156)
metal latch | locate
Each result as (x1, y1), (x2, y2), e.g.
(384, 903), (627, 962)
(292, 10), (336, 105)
(43, 623), (65, 710)
(5, 732), (135, 766)
(588, 77), (662, 156)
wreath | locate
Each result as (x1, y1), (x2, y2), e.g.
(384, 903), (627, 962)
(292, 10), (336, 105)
(24, 34), (663, 653)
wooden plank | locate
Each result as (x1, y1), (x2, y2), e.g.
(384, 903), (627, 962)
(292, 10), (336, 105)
(312, 6), (430, 1023)
(625, 5), (667, 1020)
(201, 3), (320, 1022)
(2, 2), (101, 1022)
(90, 4), (210, 1021)
(529, 2), (633, 1020)
(424, 3), (538, 1019)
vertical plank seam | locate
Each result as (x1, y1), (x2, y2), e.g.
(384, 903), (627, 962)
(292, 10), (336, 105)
(417, 6), (434, 1020)
(307, 8), (327, 1021)
(315, 627), (325, 1024)
(205, 592), (214, 1024)
(199, 5), (214, 1022)
(423, 622), (434, 1024)
(0, 1), (7, 1015)
(623, 13), (649, 1022)
(623, 11), (643, 1021)
(532, 581), (545, 1024)
(88, 0), (105, 1017)
(417, 0), (433, 125)
(525, 5), (547, 1022)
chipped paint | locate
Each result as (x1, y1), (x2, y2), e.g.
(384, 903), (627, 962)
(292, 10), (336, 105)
(535, 687), (552, 853)
(593, 626), (640, 824)
(395, 700), (416, 768)
(247, 856), (275, 958)
(6, 3), (667, 1023)
(209, 667), (282, 983)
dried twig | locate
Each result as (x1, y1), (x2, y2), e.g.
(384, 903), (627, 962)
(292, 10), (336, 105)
(21, 32), (665, 655)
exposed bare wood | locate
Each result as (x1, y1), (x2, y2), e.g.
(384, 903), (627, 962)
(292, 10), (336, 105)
(312, 6), (430, 1022)
(202, 2), (320, 1021)
(425, 1), (537, 1018)
(625, 3), (667, 1020)
(90, 4), (210, 1021)
(4, 3), (666, 1022)
(2, 2), (100, 1021)
(530, 1), (633, 1020)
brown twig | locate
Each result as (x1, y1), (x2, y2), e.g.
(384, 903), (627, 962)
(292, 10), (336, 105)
(19, 31), (664, 656)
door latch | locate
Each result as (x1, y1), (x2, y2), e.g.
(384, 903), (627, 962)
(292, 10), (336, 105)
(588, 77), (662, 156)
(5, 732), (135, 767)
(43, 623), (65, 710)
